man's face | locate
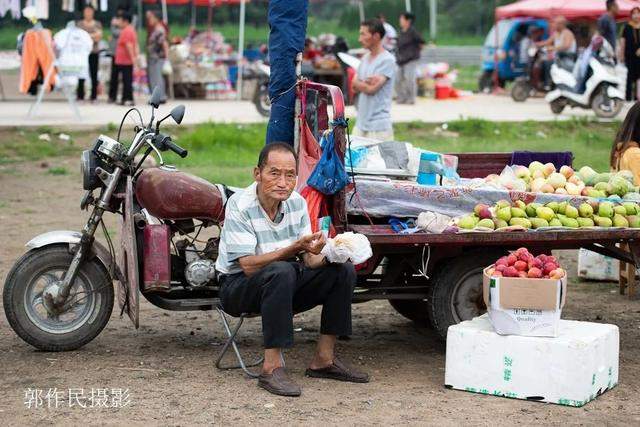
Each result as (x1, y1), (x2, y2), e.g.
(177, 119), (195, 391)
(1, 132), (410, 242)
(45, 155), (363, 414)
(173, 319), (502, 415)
(83, 7), (94, 20)
(359, 25), (376, 50)
(254, 150), (297, 203)
(399, 16), (409, 30)
(611, 2), (619, 15)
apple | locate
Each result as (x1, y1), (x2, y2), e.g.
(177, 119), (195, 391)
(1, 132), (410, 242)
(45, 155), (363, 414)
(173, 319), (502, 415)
(527, 267), (543, 278)
(514, 260), (528, 271)
(506, 254), (518, 266)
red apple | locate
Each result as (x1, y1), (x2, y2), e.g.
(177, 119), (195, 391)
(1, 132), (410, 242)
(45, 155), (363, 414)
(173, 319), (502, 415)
(495, 257), (509, 267)
(514, 261), (528, 271)
(493, 271), (503, 277)
(518, 271), (528, 278)
(506, 254), (518, 266)
(543, 262), (557, 275)
(496, 264), (507, 273)
(527, 267), (543, 278)
(504, 266), (519, 277)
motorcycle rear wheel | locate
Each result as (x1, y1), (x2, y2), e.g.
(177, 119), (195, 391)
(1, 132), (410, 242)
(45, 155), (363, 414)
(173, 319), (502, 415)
(550, 98), (566, 114)
(253, 84), (271, 118)
(592, 89), (623, 119)
(3, 245), (114, 351)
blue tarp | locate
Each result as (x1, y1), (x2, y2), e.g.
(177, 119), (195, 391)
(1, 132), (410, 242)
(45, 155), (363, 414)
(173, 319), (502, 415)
(265, 0), (309, 145)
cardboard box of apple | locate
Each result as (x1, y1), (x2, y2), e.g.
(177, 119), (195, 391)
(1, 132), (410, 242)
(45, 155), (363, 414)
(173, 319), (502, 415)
(485, 161), (640, 200)
(486, 248), (565, 279)
(457, 198), (640, 230)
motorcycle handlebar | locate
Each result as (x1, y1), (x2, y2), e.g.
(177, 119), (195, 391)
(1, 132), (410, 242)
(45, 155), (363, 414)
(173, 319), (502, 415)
(165, 139), (188, 158)
(153, 134), (188, 158)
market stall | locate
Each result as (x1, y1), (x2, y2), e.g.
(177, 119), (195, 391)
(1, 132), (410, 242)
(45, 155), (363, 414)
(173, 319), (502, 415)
(143, 0), (250, 99)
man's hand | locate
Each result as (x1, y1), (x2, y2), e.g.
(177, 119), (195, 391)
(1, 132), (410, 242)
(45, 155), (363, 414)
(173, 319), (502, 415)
(297, 232), (326, 255)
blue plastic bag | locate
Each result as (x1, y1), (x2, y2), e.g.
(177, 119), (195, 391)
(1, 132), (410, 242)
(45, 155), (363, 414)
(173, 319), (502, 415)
(307, 128), (348, 195)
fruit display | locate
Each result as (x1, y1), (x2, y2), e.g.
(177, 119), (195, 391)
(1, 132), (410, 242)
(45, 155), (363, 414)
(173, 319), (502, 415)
(484, 161), (640, 199)
(486, 248), (566, 279)
(456, 199), (640, 230)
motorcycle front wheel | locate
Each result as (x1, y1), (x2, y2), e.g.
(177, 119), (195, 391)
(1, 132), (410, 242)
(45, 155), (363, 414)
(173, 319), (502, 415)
(3, 245), (114, 351)
(592, 88), (623, 119)
(550, 98), (566, 114)
(511, 79), (531, 102)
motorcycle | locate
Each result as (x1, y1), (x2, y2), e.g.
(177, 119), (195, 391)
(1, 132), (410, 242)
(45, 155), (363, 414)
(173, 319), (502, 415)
(545, 38), (624, 119)
(3, 87), (231, 351)
(252, 60), (272, 118)
(510, 46), (551, 102)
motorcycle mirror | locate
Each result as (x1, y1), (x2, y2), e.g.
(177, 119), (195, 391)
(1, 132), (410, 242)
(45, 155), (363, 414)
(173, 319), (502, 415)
(170, 105), (185, 125)
(148, 86), (162, 109)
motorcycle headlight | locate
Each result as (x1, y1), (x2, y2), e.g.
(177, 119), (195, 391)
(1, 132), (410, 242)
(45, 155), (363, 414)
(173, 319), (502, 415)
(81, 150), (101, 191)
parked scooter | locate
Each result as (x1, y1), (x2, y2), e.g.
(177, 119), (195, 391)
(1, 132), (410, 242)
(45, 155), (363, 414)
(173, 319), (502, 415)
(3, 87), (235, 351)
(252, 60), (272, 118)
(545, 37), (624, 119)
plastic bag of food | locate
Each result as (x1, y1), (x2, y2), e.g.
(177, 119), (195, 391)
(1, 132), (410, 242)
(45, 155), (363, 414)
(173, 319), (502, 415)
(321, 232), (373, 264)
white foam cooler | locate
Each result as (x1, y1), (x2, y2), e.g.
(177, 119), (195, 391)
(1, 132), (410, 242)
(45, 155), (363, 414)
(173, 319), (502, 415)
(445, 315), (619, 407)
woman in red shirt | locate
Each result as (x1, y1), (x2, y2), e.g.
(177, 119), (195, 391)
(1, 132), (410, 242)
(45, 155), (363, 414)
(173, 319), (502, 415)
(113, 11), (139, 106)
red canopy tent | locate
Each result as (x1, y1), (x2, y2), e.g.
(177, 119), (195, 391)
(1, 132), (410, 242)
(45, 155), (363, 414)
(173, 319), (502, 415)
(496, 0), (640, 21)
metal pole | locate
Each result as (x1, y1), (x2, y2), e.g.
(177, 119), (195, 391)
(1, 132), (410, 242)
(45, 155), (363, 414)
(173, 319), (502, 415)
(236, 0), (246, 100)
(161, 0), (168, 24)
(405, 0), (411, 12)
(429, 0), (436, 40)
(191, 0), (196, 27)
(137, 0), (143, 29)
(358, 1), (365, 22)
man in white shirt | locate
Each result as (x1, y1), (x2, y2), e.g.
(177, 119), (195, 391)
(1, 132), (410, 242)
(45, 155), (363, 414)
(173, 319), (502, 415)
(378, 13), (397, 52)
(352, 19), (397, 141)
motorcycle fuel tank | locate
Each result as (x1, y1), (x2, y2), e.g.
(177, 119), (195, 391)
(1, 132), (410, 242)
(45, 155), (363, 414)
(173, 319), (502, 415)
(135, 166), (224, 222)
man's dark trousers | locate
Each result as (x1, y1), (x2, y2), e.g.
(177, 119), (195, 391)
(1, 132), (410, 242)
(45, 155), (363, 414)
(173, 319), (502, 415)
(219, 261), (356, 348)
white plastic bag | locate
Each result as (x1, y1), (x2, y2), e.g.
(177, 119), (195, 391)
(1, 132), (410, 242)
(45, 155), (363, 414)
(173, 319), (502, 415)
(416, 211), (452, 233)
(321, 232), (373, 264)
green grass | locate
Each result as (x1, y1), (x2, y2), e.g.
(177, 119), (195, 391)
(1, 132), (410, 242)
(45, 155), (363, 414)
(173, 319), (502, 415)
(0, 119), (619, 187)
(453, 65), (479, 92)
(47, 166), (69, 175)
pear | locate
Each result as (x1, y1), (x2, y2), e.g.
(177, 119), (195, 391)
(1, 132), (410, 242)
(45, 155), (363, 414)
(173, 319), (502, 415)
(593, 215), (613, 227)
(559, 216), (579, 228)
(549, 218), (563, 227)
(557, 201), (568, 215)
(493, 218), (509, 229)
(565, 205), (579, 219)
(511, 207), (527, 218)
(509, 217), (532, 229)
(578, 203), (594, 218)
(622, 202), (639, 215)
(535, 206), (556, 221)
(577, 217), (595, 227)
(458, 216), (477, 229)
(614, 205), (627, 216)
(495, 199), (511, 209)
(627, 215), (640, 228)
(496, 207), (512, 222)
(476, 218), (496, 229)
(613, 214), (629, 228)
(530, 218), (550, 229)
(598, 202), (614, 219)
(514, 200), (526, 210)
(525, 203), (541, 218)
(546, 201), (559, 213)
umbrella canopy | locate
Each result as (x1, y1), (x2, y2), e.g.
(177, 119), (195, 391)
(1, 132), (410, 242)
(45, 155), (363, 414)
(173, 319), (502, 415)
(496, 0), (640, 21)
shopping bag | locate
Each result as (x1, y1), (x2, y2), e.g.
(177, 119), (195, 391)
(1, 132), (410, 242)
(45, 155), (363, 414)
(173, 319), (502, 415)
(295, 122), (322, 192)
(307, 128), (348, 195)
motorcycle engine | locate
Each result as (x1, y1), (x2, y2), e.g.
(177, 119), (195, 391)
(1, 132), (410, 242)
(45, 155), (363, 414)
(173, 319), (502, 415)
(185, 259), (216, 287)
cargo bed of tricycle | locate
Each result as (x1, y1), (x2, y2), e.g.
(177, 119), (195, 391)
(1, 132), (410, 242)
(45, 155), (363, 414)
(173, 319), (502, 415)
(296, 80), (640, 340)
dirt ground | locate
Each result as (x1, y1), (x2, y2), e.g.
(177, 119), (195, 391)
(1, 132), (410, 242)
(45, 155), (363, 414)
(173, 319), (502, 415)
(1, 158), (640, 426)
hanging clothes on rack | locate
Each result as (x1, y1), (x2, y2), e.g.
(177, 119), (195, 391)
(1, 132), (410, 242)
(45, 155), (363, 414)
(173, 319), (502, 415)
(19, 26), (57, 94)
(61, 0), (74, 13)
(54, 22), (93, 82)
(0, 0), (21, 19)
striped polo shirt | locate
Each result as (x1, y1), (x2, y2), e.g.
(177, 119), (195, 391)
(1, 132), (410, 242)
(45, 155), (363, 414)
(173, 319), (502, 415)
(215, 182), (312, 274)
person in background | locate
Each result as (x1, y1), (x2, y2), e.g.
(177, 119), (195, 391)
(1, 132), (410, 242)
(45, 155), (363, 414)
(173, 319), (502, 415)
(76, 4), (102, 103)
(395, 12), (424, 105)
(620, 7), (640, 100)
(377, 13), (397, 52)
(146, 10), (168, 104)
(610, 101), (640, 184)
(108, 7), (125, 103)
(537, 16), (576, 90)
(303, 37), (322, 62)
(113, 11), (139, 106)
(598, 0), (619, 52)
(352, 19), (396, 141)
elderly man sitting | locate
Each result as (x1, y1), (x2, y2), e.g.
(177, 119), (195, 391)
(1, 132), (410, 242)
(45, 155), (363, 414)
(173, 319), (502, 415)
(215, 142), (368, 397)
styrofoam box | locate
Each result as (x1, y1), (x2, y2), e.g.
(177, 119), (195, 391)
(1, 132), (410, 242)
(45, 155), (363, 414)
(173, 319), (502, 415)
(445, 314), (619, 407)
(577, 249), (620, 282)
